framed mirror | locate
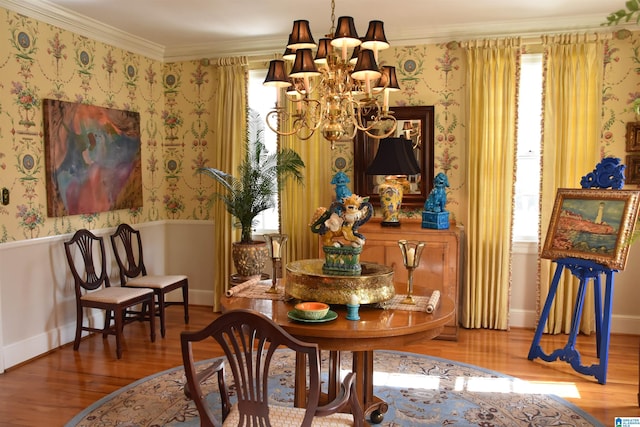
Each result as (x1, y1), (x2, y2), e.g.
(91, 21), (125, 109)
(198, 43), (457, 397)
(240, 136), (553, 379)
(353, 105), (435, 209)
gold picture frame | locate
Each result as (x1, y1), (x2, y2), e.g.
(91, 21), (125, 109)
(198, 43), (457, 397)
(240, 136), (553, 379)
(541, 188), (640, 270)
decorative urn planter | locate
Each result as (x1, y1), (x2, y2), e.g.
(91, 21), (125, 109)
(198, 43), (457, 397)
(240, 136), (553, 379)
(232, 241), (269, 279)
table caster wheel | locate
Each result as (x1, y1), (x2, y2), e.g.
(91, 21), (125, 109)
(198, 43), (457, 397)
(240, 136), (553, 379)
(370, 410), (384, 424)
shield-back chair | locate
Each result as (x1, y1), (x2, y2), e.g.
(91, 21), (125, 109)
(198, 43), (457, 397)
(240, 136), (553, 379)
(110, 223), (189, 338)
(64, 229), (156, 359)
(181, 309), (365, 427)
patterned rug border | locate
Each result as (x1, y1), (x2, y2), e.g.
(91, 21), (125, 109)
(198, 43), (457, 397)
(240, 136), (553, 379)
(65, 350), (604, 427)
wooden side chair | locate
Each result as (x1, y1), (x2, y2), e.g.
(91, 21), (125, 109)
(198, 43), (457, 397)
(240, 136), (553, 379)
(110, 223), (189, 338)
(64, 229), (156, 359)
(181, 309), (365, 427)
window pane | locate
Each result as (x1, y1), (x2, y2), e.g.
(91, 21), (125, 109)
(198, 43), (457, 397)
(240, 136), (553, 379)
(248, 69), (279, 233)
(513, 54), (542, 242)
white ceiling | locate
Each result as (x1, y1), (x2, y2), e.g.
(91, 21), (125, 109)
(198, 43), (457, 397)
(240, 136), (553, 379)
(2, 0), (633, 61)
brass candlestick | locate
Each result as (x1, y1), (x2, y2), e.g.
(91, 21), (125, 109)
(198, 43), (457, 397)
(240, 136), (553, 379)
(398, 240), (425, 305)
(264, 233), (288, 294)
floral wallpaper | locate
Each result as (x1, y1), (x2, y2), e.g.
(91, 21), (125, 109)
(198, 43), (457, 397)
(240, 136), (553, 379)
(0, 4), (639, 243)
(330, 34), (640, 227)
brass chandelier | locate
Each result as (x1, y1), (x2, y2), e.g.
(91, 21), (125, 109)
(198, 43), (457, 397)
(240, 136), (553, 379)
(263, 0), (400, 149)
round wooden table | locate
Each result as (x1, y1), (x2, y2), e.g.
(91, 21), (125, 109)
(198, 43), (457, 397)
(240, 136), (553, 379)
(222, 285), (454, 423)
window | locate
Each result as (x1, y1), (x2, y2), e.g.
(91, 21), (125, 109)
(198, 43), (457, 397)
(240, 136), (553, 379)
(248, 69), (279, 233)
(513, 54), (543, 243)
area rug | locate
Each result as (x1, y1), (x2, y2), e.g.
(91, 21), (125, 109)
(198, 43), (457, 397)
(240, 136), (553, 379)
(65, 350), (603, 426)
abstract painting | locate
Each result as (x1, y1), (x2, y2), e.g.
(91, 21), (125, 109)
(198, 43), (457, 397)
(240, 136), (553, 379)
(43, 100), (143, 217)
(541, 188), (640, 270)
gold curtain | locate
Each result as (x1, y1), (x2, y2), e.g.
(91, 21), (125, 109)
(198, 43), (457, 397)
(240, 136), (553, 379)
(538, 34), (603, 334)
(462, 38), (521, 330)
(279, 99), (333, 262)
(210, 57), (248, 312)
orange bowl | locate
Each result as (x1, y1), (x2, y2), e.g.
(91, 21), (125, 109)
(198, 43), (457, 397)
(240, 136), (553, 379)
(294, 302), (330, 320)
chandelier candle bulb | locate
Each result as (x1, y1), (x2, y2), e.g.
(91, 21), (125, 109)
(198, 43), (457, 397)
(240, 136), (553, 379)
(426, 290), (441, 313)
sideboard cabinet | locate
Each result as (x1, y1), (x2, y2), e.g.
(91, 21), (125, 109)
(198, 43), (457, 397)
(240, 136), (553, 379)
(357, 218), (463, 340)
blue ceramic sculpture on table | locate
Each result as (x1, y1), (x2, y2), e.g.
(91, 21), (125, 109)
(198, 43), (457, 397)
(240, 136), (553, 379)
(310, 193), (373, 275)
(422, 172), (450, 229)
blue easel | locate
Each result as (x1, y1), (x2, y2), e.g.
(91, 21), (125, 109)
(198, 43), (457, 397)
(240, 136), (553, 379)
(528, 158), (626, 384)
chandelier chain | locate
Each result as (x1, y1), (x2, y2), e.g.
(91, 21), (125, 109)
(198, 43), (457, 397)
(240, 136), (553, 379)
(330, 0), (336, 36)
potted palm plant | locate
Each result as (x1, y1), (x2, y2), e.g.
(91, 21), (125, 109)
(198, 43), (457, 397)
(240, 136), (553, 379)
(198, 109), (305, 278)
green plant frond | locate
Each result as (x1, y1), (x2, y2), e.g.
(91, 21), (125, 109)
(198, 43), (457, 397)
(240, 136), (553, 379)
(196, 167), (235, 192)
(604, 2), (640, 25)
(199, 108), (305, 243)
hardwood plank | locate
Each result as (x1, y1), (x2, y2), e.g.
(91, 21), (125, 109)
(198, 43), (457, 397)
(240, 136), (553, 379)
(0, 305), (636, 426)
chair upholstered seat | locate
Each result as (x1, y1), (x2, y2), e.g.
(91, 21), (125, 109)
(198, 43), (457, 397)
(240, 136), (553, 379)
(124, 274), (188, 288)
(80, 286), (153, 304)
(224, 404), (356, 426)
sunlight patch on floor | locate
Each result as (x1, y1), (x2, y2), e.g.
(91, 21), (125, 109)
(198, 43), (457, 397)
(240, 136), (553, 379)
(369, 370), (580, 398)
(454, 377), (581, 398)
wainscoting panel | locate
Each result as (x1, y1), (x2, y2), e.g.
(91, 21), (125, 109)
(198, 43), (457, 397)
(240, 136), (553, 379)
(0, 220), (214, 371)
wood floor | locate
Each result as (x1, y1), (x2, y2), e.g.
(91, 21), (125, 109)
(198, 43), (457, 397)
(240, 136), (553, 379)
(0, 305), (638, 426)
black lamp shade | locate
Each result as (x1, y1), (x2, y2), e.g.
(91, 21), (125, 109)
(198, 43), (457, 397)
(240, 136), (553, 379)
(331, 16), (361, 49)
(289, 49), (320, 78)
(366, 137), (420, 176)
(263, 60), (291, 88)
(351, 49), (381, 81)
(374, 66), (401, 91)
(314, 38), (332, 64)
(361, 20), (389, 51)
(288, 20), (316, 50)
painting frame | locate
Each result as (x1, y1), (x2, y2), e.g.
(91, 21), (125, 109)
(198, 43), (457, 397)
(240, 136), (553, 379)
(625, 154), (640, 185)
(625, 122), (640, 152)
(43, 99), (143, 217)
(541, 188), (640, 270)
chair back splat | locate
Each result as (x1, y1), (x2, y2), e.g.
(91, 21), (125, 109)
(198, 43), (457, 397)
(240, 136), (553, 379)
(181, 309), (364, 427)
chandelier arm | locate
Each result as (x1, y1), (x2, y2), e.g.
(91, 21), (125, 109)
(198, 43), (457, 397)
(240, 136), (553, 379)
(266, 109), (310, 137)
(363, 121), (397, 140)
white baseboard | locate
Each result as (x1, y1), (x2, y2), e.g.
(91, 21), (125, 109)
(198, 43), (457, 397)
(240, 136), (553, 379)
(509, 309), (640, 335)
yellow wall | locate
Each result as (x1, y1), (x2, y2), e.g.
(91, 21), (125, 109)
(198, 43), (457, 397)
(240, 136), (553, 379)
(1, 6), (639, 243)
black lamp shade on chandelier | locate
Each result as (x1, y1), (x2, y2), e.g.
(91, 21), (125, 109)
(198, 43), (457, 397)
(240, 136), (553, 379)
(290, 49), (321, 79)
(332, 16), (360, 48)
(362, 20), (389, 51)
(264, 60), (290, 88)
(289, 20), (316, 49)
(351, 49), (381, 81)
(263, 3), (401, 147)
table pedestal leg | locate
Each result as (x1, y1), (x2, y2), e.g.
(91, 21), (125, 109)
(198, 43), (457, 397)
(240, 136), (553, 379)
(352, 350), (388, 423)
(322, 351), (388, 423)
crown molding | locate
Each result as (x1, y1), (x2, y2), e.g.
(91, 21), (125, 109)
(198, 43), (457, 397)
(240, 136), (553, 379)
(1, 0), (165, 61)
(1, 0), (637, 63)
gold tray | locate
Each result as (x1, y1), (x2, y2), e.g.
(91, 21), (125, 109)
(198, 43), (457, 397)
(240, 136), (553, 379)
(285, 259), (395, 305)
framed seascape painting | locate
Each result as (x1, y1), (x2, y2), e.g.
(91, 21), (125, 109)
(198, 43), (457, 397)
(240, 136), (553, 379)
(43, 100), (143, 217)
(541, 188), (640, 270)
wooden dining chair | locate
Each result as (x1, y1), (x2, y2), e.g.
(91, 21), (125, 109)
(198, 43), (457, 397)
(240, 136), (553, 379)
(64, 229), (156, 359)
(181, 309), (365, 427)
(110, 223), (189, 338)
